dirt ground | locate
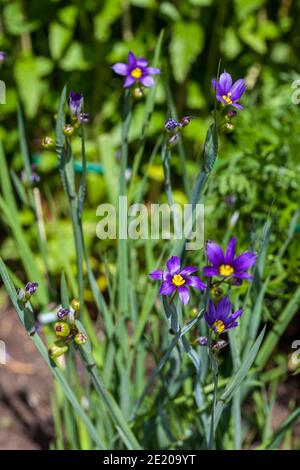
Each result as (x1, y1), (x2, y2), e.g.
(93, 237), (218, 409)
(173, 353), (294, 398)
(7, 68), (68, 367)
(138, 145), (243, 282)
(0, 307), (53, 449)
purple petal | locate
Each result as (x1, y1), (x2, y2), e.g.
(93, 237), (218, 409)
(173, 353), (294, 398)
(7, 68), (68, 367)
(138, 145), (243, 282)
(146, 67), (160, 75)
(180, 266), (198, 277)
(124, 75), (135, 88)
(185, 276), (206, 291)
(140, 75), (155, 87)
(205, 299), (217, 325)
(128, 51), (136, 66)
(225, 237), (237, 264)
(234, 272), (253, 280)
(224, 321), (238, 331)
(112, 63), (128, 76)
(149, 270), (164, 280)
(212, 78), (217, 90)
(216, 296), (231, 321)
(166, 256), (181, 275)
(178, 285), (190, 305)
(230, 79), (246, 101)
(218, 71), (232, 95)
(231, 308), (243, 321)
(231, 103), (243, 109)
(136, 58), (148, 67)
(205, 240), (225, 267)
(159, 281), (176, 296)
(203, 267), (219, 277)
(233, 252), (257, 271)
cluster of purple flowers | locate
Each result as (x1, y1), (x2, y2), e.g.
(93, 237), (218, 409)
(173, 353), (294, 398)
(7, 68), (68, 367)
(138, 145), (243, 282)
(150, 237), (256, 338)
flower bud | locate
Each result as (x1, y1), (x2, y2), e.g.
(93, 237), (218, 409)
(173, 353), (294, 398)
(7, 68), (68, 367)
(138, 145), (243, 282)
(190, 307), (198, 318)
(132, 87), (144, 100)
(48, 340), (68, 358)
(62, 124), (75, 138)
(24, 282), (39, 300)
(197, 336), (208, 346)
(78, 112), (89, 124)
(227, 109), (237, 119)
(211, 286), (223, 300)
(41, 136), (55, 149)
(167, 134), (179, 148)
(165, 118), (180, 133)
(71, 299), (80, 312)
(224, 122), (234, 133)
(212, 340), (227, 351)
(57, 306), (70, 320)
(74, 332), (87, 345)
(54, 321), (71, 338)
(180, 115), (191, 127)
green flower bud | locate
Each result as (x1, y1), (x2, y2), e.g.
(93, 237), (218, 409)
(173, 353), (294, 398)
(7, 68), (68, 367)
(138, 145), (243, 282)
(224, 122), (234, 133)
(54, 321), (71, 338)
(132, 87), (144, 100)
(74, 332), (87, 345)
(71, 298), (80, 312)
(48, 340), (68, 358)
(211, 286), (223, 300)
(62, 124), (75, 138)
(41, 136), (55, 149)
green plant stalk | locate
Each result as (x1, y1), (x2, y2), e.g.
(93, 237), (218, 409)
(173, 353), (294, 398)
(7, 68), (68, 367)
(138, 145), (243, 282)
(118, 89), (132, 316)
(161, 143), (181, 237)
(208, 351), (218, 449)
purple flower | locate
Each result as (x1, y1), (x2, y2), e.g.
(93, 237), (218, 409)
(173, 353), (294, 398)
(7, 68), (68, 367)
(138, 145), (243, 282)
(150, 256), (206, 305)
(69, 91), (83, 116)
(165, 118), (180, 132)
(204, 297), (243, 334)
(203, 237), (257, 283)
(0, 51), (6, 63)
(112, 51), (160, 88)
(212, 71), (246, 109)
(57, 307), (70, 320)
(25, 282), (39, 296)
(78, 112), (89, 124)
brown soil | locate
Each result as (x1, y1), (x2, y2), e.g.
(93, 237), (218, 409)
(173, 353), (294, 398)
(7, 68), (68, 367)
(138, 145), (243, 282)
(0, 306), (53, 449)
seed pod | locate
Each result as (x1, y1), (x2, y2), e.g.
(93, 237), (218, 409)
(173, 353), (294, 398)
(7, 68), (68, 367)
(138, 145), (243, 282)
(71, 299), (80, 312)
(54, 321), (71, 338)
(62, 124), (75, 138)
(48, 340), (68, 358)
(74, 332), (87, 345)
(41, 136), (55, 149)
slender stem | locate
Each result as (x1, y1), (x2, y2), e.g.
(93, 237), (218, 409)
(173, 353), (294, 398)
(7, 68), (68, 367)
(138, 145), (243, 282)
(161, 143), (181, 238)
(118, 90), (132, 316)
(208, 350), (219, 449)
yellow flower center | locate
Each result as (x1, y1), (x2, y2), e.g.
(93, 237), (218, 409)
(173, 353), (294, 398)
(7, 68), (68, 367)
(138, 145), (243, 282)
(131, 67), (142, 79)
(172, 274), (185, 287)
(222, 92), (232, 105)
(214, 320), (225, 334)
(219, 264), (234, 276)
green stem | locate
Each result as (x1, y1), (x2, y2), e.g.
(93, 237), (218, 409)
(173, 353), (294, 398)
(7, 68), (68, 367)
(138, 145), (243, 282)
(118, 90), (132, 316)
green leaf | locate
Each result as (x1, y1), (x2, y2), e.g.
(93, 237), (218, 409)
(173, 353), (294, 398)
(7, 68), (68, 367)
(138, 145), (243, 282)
(49, 22), (73, 61)
(94, 0), (124, 42)
(170, 22), (204, 83)
(59, 43), (92, 71)
(222, 326), (266, 403)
